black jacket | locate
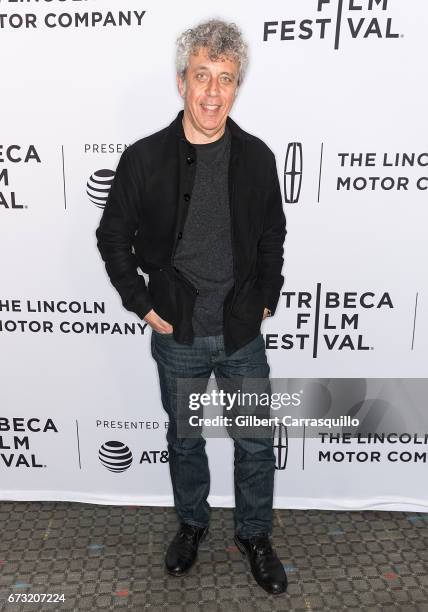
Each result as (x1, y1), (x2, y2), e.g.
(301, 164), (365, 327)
(95, 109), (286, 356)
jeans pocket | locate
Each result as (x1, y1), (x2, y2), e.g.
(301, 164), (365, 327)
(152, 328), (173, 336)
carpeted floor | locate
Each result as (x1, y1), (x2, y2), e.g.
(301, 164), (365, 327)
(0, 502), (427, 611)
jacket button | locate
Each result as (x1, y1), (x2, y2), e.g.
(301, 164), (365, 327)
(186, 156), (195, 165)
(159, 267), (163, 271)
(178, 232), (183, 239)
(183, 193), (190, 201)
(196, 289), (199, 295)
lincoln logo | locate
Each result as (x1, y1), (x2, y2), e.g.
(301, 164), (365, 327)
(284, 142), (303, 204)
(99, 440), (133, 473)
(273, 424), (288, 470)
(87, 169), (115, 208)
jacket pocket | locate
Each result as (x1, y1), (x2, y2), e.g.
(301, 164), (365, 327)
(231, 283), (265, 326)
(148, 268), (176, 324)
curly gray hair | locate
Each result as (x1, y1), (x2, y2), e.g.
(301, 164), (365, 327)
(175, 18), (249, 87)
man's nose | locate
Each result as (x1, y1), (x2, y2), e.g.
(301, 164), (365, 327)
(206, 77), (220, 96)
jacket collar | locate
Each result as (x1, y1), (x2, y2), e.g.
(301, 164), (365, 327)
(172, 108), (250, 144)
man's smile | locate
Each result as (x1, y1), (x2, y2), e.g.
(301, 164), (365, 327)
(200, 103), (222, 112)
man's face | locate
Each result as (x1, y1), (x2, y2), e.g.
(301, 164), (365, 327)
(177, 46), (239, 139)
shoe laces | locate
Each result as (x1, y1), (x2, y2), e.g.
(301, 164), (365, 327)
(177, 523), (201, 543)
(248, 534), (273, 556)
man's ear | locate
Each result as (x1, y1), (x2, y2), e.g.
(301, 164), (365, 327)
(176, 73), (186, 98)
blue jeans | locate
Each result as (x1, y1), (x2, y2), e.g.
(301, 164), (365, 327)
(150, 330), (275, 538)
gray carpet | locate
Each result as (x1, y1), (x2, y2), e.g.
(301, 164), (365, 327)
(0, 502), (427, 611)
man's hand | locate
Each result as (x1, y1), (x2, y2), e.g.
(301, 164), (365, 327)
(144, 309), (174, 334)
(145, 306), (269, 331)
(262, 307), (272, 320)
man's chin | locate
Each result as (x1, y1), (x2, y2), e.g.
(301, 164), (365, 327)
(196, 117), (225, 134)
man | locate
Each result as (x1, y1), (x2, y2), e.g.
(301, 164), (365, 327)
(95, 19), (287, 595)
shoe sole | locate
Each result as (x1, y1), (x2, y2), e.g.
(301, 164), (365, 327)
(233, 536), (287, 596)
(165, 527), (209, 577)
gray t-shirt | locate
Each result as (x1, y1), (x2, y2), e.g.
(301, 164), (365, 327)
(173, 125), (234, 336)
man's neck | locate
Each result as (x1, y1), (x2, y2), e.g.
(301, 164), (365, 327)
(182, 110), (226, 144)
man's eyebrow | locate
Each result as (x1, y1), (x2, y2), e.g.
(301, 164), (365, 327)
(192, 65), (236, 77)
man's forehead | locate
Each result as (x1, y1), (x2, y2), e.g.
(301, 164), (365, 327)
(189, 48), (238, 70)
(192, 63), (237, 74)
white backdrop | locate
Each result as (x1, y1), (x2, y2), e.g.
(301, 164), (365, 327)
(1, 0), (428, 511)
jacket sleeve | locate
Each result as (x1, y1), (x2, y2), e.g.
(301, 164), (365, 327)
(95, 147), (153, 320)
(257, 150), (287, 316)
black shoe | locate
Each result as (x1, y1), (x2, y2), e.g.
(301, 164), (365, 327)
(165, 522), (209, 576)
(234, 533), (288, 595)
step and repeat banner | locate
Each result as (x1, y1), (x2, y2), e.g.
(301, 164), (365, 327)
(1, 0), (428, 511)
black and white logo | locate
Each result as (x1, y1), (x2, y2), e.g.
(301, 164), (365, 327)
(87, 169), (115, 208)
(266, 285), (394, 356)
(99, 440), (133, 473)
(284, 142), (303, 204)
(273, 423), (288, 470)
(0, 144), (41, 211)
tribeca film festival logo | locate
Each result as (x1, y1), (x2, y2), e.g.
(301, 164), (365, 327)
(98, 441), (169, 473)
(0, 417), (58, 468)
(0, 144), (40, 210)
(267, 285), (393, 356)
(87, 169), (115, 208)
(263, 0), (401, 50)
